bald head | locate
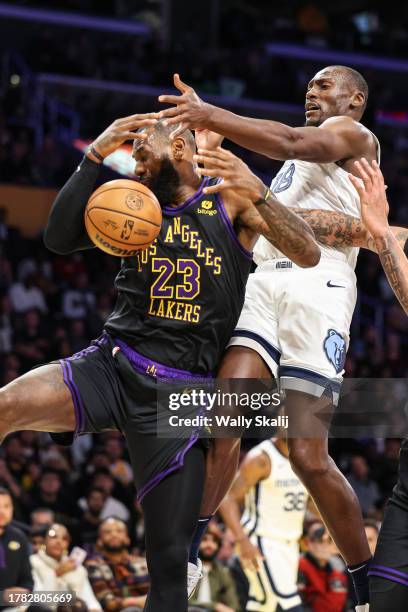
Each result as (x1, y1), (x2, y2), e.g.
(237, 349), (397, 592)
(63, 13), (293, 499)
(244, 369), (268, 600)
(325, 65), (368, 113)
(138, 119), (196, 154)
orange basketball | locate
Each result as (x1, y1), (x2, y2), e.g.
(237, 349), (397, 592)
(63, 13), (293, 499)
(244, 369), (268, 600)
(85, 179), (162, 257)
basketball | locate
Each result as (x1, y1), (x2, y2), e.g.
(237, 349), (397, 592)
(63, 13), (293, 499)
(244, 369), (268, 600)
(84, 179), (162, 257)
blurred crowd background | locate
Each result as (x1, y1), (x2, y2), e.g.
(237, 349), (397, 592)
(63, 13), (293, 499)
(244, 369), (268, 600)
(0, 1), (407, 610)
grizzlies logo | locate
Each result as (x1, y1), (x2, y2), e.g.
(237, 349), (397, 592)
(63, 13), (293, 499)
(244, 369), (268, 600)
(323, 329), (346, 373)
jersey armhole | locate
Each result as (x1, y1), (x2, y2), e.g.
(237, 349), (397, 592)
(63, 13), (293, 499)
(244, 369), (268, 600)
(215, 191), (253, 260)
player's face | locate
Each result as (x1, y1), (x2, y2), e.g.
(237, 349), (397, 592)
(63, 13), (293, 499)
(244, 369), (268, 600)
(133, 141), (181, 206)
(305, 69), (353, 126)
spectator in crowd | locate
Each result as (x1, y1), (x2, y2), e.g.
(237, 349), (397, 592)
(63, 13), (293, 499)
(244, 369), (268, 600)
(79, 469), (130, 523)
(347, 456), (381, 516)
(28, 469), (80, 527)
(8, 274), (47, 314)
(30, 508), (55, 529)
(189, 524), (241, 612)
(62, 274), (95, 320)
(364, 519), (379, 556)
(0, 488), (33, 605)
(30, 523), (101, 611)
(298, 521), (348, 612)
(78, 488), (106, 547)
(85, 517), (149, 611)
(29, 525), (48, 554)
(103, 436), (133, 487)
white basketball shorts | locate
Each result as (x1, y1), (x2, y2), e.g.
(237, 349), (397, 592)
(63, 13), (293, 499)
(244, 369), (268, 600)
(228, 257), (357, 404)
(245, 535), (302, 611)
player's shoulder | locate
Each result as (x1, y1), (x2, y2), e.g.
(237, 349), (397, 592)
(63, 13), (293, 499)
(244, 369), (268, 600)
(319, 115), (373, 139)
(244, 442), (272, 473)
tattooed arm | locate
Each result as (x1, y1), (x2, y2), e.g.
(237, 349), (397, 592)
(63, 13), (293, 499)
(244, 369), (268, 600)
(193, 147), (321, 267)
(293, 208), (408, 254)
(348, 158), (408, 315)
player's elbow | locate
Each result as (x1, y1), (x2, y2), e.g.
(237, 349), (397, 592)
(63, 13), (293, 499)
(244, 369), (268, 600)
(297, 242), (321, 268)
(43, 227), (71, 254)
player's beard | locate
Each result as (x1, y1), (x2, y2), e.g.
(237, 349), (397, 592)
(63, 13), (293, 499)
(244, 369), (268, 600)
(149, 157), (181, 207)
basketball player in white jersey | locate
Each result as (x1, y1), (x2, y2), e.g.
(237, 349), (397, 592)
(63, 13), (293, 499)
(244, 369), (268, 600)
(220, 437), (308, 611)
(158, 65), (381, 611)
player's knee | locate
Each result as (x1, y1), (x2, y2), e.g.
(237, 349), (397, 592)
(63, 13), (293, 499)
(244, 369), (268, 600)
(149, 542), (188, 582)
(288, 441), (330, 481)
(0, 387), (15, 440)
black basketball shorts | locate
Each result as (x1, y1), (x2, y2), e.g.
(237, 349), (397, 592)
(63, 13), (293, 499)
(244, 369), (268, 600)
(55, 332), (210, 501)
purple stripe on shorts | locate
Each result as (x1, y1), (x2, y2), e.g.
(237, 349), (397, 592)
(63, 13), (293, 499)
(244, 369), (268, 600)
(114, 337), (213, 381)
(368, 569), (408, 588)
(216, 192), (252, 260)
(67, 333), (109, 361)
(136, 432), (199, 502)
(0, 542), (5, 569)
(59, 358), (85, 435)
(369, 565), (408, 581)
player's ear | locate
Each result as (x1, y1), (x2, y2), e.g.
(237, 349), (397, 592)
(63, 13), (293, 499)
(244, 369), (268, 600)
(351, 91), (365, 111)
(172, 136), (186, 161)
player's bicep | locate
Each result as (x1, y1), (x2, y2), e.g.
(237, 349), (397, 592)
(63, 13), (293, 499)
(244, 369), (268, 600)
(290, 126), (353, 163)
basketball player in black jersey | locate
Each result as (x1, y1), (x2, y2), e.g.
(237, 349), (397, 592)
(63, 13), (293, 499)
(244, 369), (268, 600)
(0, 112), (320, 612)
(349, 158), (408, 612)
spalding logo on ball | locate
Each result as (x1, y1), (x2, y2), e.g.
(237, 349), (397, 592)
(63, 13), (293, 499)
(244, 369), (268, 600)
(85, 179), (162, 257)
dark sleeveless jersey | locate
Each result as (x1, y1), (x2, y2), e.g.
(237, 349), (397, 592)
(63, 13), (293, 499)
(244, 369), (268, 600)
(104, 178), (252, 374)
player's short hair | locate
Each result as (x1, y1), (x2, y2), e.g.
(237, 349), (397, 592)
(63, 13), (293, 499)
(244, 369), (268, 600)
(327, 65), (369, 112)
(140, 119), (196, 153)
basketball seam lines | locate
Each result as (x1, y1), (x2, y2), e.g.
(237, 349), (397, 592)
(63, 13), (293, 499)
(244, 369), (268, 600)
(88, 186), (161, 212)
(87, 206), (161, 228)
(85, 213), (153, 247)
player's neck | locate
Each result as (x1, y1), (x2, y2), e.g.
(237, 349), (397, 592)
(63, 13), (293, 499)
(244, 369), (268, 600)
(170, 170), (201, 207)
(274, 438), (289, 458)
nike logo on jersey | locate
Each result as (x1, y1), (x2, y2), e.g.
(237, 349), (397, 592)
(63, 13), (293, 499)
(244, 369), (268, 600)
(327, 280), (345, 288)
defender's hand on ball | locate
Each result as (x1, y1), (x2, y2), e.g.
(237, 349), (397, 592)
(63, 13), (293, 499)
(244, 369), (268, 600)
(194, 147), (266, 202)
(348, 158), (390, 239)
(91, 113), (158, 159)
(158, 74), (212, 138)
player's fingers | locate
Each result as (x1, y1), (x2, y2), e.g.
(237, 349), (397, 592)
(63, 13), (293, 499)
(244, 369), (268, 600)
(158, 94), (185, 105)
(116, 113), (158, 125)
(348, 173), (365, 200)
(354, 160), (372, 191)
(360, 157), (376, 179)
(371, 159), (385, 188)
(124, 131), (148, 140)
(158, 105), (186, 120)
(194, 154), (229, 169)
(174, 73), (193, 93)
(203, 181), (230, 195)
(197, 147), (232, 162)
(169, 121), (190, 140)
(196, 167), (219, 178)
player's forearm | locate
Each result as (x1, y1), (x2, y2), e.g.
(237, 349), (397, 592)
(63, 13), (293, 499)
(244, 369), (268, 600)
(44, 156), (99, 254)
(374, 229), (408, 315)
(219, 496), (248, 541)
(206, 106), (298, 161)
(256, 196), (321, 267)
(294, 209), (369, 249)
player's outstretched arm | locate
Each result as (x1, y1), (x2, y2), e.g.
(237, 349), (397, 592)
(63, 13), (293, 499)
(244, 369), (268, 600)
(159, 74), (370, 163)
(44, 113), (157, 254)
(194, 147), (321, 267)
(219, 449), (270, 573)
(349, 158), (408, 315)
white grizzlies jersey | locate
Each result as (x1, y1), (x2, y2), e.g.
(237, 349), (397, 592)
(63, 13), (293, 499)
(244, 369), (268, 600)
(254, 134), (381, 271)
(241, 441), (308, 541)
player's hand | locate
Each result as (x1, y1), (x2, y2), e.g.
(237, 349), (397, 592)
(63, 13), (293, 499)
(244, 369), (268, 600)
(158, 74), (212, 138)
(348, 158), (390, 239)
(91, 113), (158, 159)
(194, 128), (224, 151)
(194, 147), (266, 202)
(237, 536), (264, 572)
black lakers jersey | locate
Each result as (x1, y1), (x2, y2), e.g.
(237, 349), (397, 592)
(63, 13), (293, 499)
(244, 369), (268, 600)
(104, 178), (252, 374)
